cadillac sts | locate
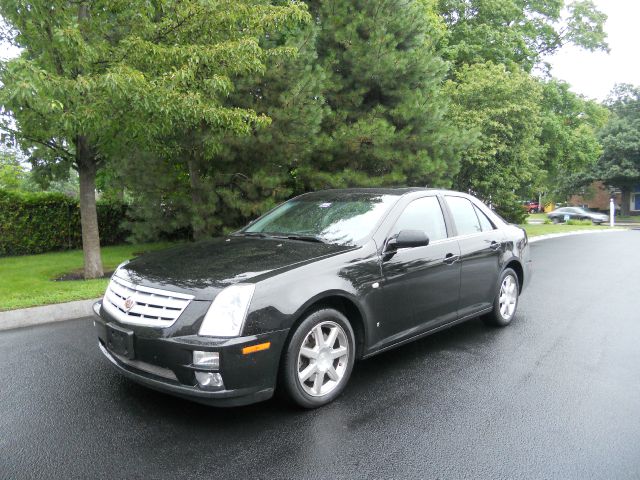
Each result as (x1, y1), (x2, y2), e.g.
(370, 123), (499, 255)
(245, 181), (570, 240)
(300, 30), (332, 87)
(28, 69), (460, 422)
(93, 188), (531, 408)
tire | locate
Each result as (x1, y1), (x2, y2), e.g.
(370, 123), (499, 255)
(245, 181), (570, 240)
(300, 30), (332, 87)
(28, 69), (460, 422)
(279, 308), (356, 409)
(529, 208), (535, 214)
(482, 268), (520, 327)
(551, 217), (560, 224)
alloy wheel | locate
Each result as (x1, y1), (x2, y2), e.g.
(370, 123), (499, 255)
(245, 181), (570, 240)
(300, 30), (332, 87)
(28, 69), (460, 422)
(498, 274), (518, 320)
(297, 321), (350, 397)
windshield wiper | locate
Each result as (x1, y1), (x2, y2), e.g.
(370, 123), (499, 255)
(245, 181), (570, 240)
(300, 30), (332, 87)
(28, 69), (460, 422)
(234, 231), (328, 243)
(233, 232), (269, 238)
(280, 234), (328, 244)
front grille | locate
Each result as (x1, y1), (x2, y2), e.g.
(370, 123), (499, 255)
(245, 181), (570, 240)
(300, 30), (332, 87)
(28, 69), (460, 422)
(103, 275), (194, 328)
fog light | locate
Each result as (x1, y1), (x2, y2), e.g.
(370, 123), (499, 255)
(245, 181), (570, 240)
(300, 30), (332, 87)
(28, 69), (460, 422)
(193, 351), (219, 368)
(195, 371), (224, 389)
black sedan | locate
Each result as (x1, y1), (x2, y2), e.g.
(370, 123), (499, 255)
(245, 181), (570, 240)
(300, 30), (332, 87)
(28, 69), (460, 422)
(93, 188), (531, 408)
(547, 206), (609, 224)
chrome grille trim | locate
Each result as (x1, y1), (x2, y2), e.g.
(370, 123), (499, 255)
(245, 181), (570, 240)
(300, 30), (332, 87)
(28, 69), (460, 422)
(103, 275), (194, 328)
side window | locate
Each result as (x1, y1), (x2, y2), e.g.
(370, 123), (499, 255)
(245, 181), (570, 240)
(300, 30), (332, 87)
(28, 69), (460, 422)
(446, 196), (481, 236)
(474, 205), (495, 232)
(392, 197), (447, 242)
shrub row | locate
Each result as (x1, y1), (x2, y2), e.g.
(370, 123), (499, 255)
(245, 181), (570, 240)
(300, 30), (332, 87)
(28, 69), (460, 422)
(0, 190), (128, 256)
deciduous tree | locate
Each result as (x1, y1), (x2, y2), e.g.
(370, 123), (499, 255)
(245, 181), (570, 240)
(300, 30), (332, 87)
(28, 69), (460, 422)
(0, 0), (309, 275)
(595, 84), (640, 215)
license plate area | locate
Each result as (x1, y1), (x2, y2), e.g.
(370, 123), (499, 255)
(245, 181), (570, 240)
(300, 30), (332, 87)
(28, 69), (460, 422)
(106, 323), (135, 360)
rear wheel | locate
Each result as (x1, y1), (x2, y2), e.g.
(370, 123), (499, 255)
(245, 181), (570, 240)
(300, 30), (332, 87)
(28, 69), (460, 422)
(483, 268), (520, 327)
(280, 309), (355, 408)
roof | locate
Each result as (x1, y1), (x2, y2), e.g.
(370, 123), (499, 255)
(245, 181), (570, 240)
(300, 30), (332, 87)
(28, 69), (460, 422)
(298, 187), (445, 199)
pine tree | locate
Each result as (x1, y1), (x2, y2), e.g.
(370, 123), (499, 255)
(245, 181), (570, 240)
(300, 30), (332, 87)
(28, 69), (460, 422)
(297, 0), (464, 191)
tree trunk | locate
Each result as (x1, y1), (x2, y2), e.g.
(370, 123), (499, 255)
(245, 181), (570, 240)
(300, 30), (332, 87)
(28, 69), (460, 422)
(621, 188), (630, 216)
(77, 135), (104, 279)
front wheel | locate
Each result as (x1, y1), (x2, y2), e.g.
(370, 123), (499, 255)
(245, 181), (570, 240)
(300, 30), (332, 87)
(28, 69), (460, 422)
(279, 309), (355, 408)
(483, 268), (520, 327)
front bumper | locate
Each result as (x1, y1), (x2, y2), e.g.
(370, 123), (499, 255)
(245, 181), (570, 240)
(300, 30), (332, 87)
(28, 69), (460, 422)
(93, 301), (289, 407)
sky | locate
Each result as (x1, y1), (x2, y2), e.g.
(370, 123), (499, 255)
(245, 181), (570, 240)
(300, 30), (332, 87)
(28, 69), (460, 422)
(546, 0), (640, 101)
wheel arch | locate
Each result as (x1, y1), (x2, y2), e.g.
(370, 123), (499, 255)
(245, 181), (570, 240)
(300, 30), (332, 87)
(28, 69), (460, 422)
(504, 258), (524, 294)
(286, 292), (368, 360)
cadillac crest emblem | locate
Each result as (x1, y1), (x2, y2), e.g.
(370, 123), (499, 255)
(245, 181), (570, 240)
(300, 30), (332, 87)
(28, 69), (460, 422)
(124, 296), (135, 312)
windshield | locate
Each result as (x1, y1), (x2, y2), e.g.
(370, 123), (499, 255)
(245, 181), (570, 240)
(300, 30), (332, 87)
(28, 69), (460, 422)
(242, 193), (399, 245)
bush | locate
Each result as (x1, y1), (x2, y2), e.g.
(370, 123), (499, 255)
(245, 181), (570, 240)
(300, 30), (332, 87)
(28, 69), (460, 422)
(566, 219), (592, 226)
(0, 190), (128, 256)
(494, 201), (527, 224)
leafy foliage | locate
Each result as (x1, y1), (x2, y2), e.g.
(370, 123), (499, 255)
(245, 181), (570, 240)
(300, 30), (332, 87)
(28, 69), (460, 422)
(536, 79), (608, 200)
(299, 0), (464, 191)
(437, 0), (608, 72)
(445, 62), (543, 213)
(0, 0), (310, 272)
(120, 14), (324, 241)
(0, 150), (28, 191)
(0, 0), (613, 250)
(594, 84), (640, 214)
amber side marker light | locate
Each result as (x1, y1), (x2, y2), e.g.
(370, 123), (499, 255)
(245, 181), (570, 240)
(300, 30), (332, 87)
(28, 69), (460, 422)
(242, 342), (271, 355)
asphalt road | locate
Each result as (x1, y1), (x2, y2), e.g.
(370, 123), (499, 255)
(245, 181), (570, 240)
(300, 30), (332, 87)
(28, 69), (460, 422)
(2, 231), (640, 479)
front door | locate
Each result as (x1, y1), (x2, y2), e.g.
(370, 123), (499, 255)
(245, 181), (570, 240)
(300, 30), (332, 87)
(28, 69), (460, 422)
(369, 196), (461, 350)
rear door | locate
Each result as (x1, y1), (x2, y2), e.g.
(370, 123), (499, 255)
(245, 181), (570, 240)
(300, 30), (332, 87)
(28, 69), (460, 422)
(444, 196), (505, 319)
(370, 195), (461, 349)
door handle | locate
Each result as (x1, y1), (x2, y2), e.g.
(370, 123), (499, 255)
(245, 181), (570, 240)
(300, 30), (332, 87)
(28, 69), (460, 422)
(489, 241), (502, 251)
(443, 253), (459, 265)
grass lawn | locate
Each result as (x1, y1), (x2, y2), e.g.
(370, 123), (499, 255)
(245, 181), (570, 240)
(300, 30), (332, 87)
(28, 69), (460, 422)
(522, 223), (619, 237)
(616, 215), (640, 223)
(0, 242), (176, 311)
(526, 213), (547, 222)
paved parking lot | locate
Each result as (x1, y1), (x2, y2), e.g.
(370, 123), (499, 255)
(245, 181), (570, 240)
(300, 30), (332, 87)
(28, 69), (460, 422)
(1, 231), (639, 479)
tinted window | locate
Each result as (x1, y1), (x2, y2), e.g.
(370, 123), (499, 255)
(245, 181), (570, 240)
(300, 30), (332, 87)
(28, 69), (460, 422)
(392, 196), (447, 242)
(446, 196), (481, 236)
(245, 194), (398, 245)
(474, 205), (494, 231)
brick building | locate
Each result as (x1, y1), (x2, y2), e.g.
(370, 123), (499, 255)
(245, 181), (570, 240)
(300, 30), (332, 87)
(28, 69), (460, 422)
(569, 181), (621, 213)
(570, 181), (640, 215)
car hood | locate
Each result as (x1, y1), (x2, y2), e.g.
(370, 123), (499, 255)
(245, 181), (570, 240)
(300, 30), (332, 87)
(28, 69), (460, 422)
(113, 236), (356, 299)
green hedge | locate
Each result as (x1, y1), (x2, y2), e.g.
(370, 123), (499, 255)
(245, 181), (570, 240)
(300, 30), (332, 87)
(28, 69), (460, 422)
(0, 190), (128, 256)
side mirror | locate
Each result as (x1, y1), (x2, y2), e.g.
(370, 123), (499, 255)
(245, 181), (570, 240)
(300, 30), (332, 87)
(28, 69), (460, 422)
(386, 230), (430, 252)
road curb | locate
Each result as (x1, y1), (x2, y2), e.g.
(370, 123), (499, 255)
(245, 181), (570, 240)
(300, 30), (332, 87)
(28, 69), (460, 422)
(529, 228), (628, 243)
(0, 298), (100, 332)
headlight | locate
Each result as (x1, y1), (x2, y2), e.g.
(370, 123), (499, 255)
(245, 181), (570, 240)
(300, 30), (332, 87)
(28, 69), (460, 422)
(198, 284), (255, 337)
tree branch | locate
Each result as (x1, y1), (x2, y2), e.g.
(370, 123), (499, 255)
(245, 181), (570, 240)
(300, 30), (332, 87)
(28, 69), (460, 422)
(0, 125), (74, 161)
